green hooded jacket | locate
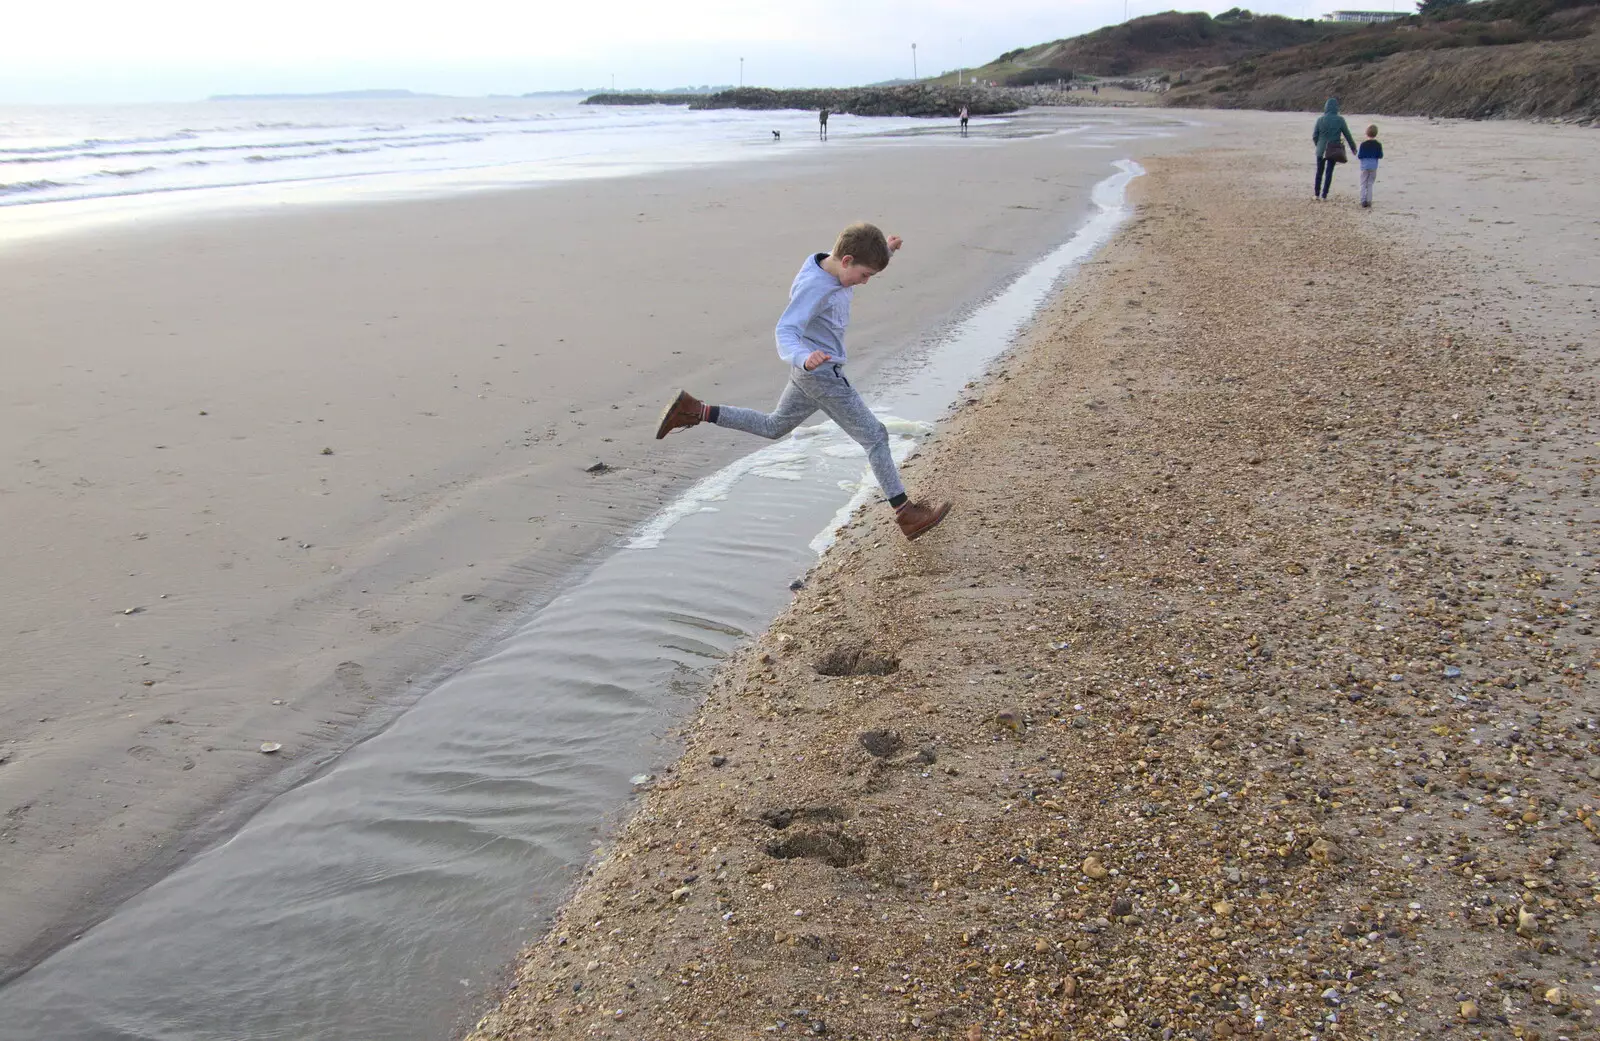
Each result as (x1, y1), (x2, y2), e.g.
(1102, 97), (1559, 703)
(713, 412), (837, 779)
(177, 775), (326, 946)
(1312, 98), (1357, 156)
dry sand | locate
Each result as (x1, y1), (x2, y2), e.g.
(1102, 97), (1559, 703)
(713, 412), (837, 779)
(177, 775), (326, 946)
(465, 113), (1598, 1040)
(0, 109), (1206, 979)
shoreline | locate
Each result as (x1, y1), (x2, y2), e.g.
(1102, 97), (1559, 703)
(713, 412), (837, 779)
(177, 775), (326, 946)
(466, 116), (1598, 1039)
(0, 109), (1201, 982)
(0, 104), (1145, 253)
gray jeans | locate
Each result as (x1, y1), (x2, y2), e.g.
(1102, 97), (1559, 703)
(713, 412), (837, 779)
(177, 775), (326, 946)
(1359, 166), (1377, 205)
(715, 364), (905, 500)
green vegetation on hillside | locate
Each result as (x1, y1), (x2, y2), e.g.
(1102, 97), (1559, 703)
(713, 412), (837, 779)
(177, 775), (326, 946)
(932, 9), (1357, 85)
(1165, 0), (1600, 118)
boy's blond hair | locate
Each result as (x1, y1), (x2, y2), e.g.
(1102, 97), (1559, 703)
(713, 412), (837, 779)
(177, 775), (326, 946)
(832, 222), (892, 271)
(1365, 124), (1379, 137)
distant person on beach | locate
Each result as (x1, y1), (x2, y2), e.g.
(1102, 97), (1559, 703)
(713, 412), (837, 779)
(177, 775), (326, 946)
(1312, 97), (1357, 200)
(819, 108), (829, 140)
(1357, 124), (1384, 208)
(959, 104), (969, 136)
(654, 222), (952, 541)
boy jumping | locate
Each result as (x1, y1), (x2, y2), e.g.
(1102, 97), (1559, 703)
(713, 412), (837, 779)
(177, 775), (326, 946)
(654, 221), (952, 541)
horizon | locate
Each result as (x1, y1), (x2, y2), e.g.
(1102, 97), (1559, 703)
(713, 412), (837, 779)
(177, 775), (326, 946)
(0, 0), (1361, 105)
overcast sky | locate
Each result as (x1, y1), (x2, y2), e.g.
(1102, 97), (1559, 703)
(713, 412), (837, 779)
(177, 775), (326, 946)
(2, 0), (1364, 103)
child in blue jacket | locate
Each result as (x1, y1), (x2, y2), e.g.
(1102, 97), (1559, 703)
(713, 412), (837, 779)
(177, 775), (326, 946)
(1358, 124), (1384, 208)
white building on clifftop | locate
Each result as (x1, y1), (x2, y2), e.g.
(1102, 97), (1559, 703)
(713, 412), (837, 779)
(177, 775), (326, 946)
(1322, 9), (1408, 20)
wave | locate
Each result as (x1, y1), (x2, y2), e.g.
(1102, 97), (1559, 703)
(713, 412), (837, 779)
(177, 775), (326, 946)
(443, 113), (563, 128)
(0, 130), (485, 166)
(245, 141), (425, 162)
(443, 113), (563, 125)
(0, 179), (67, 196)
(0, 131), (196, 157)
(97, 166), (157, 178)
(178, 122), (331, 135)
(253, 120), (335, 131)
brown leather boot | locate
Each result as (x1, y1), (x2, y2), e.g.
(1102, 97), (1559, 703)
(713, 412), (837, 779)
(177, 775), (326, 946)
(895, 500), (951, 541)
(655, 390), (705, 439)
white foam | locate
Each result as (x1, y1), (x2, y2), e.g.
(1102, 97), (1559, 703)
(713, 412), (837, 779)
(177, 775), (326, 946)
(626, 413), (928, 548)
(808, 423), (929, 553)
(810, 484), (877, 555)
(624, 440), (790, 549)
(750, 466), (806, 481)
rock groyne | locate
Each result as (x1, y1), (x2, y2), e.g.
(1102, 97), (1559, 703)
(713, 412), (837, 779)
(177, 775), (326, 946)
(584, 85), (1028, 117)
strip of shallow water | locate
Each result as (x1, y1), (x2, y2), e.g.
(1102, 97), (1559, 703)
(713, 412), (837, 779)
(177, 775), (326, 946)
(0, 159), (1144, 1041)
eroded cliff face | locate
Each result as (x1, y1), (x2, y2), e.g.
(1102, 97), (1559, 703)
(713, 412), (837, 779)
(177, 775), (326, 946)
(1167, 22), (1600, 122)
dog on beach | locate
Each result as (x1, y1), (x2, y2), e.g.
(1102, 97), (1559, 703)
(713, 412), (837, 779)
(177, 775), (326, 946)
(772, 130), (781, 141)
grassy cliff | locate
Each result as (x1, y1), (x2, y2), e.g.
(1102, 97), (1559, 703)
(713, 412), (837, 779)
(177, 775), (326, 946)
(1164, 0), (1600, 119)
(938, 9), (1357, 84)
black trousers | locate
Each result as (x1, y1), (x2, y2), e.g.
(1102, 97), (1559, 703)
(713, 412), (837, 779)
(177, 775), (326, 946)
(1315, 156), (1339, 197)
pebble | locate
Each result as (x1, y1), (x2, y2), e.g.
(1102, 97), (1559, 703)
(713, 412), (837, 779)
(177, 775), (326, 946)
(1082, 856), (1109, 880)
(1309, 837), (1345, 865)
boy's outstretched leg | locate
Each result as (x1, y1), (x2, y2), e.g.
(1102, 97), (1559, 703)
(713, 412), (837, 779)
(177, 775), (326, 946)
(656, 382), (817, 441)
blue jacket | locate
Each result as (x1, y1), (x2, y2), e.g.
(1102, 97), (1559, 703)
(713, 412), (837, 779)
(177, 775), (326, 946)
(774, 253), (852, 369)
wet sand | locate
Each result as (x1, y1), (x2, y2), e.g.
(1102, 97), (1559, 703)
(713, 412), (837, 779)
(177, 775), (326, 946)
(466, 115), (1599, 1039)
(0, 109), (1204, 979)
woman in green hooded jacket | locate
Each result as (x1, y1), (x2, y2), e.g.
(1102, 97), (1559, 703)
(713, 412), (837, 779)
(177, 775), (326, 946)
(1312, 97), (1358, 200)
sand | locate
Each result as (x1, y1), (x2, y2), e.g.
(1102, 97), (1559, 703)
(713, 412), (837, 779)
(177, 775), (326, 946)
(464, 113), (1599, 1039)
(0, 108), (1206, 979)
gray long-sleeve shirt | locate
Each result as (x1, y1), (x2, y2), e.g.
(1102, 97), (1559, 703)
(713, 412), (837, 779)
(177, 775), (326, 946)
(774, 252), (852, 370)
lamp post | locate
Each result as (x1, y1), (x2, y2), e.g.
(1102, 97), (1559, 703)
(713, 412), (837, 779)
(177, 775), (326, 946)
(739, 57), (744, 87)
(911, 42), (917, 80)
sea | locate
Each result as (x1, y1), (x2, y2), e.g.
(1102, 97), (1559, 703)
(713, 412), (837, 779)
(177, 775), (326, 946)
(0, 93), (937, 240)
